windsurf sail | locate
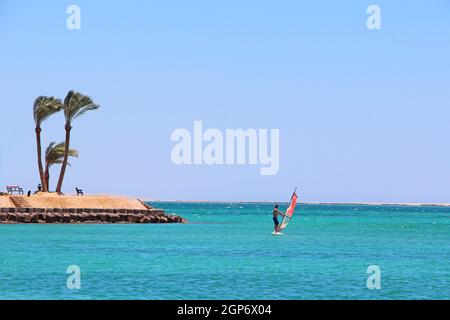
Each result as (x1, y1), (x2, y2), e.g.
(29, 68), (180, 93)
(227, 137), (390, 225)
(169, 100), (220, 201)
(279, 188), (298, 231)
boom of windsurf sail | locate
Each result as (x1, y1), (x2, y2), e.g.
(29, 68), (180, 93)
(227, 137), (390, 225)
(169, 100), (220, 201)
(279, 188), (298, 231)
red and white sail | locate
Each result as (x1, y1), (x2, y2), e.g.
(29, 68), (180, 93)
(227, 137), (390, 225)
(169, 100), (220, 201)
(279, 191), (298, 231)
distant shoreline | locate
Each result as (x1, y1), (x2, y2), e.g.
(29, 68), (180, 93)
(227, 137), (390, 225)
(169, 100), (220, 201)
(144, 199), (450, 207)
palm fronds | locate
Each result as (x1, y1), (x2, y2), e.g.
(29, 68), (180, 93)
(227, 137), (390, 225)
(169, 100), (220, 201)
(45, 142), (78, 168)
(63, 90), (100, 124)
(33, 96), (63, 126)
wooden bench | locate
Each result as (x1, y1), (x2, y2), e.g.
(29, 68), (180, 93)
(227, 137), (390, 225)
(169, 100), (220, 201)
(76, 187), (84, 196)
(6, 186), (24, 195)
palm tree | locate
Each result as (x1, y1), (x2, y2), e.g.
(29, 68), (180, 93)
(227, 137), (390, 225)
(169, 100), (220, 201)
(45, 142), (78, 191)
(56, 91), (99, 194)
(33, 97), (63, 192)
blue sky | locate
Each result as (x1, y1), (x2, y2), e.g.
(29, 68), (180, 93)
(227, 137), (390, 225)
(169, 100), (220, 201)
(1, 0), (449, 202)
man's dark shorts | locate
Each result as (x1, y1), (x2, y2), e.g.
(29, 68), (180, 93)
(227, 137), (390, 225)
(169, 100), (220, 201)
(273, 217), (279, 225)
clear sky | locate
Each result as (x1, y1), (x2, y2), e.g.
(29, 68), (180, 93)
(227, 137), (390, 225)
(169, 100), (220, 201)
(1, 0), (449, 202)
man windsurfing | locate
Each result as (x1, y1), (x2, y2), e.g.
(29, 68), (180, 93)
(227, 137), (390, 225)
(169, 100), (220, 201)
(272, 204), (285, 233)
(272, 189), (298, 234)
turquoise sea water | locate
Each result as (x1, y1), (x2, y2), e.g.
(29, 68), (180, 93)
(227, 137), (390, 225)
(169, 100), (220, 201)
(0, 202), (449, 300)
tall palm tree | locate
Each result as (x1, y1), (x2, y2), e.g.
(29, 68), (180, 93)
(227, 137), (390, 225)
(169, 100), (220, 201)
(56, 91), (99, 194)
(33, 97), (63, 192)
(45, 142), (78, 191)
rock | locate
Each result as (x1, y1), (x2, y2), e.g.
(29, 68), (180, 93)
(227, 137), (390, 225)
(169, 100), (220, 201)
(71, 215), (80, 223)
(140, 216), (151, 223)
(0, 212), (7, 221)
(83, 212), (93, 222)
(78, 213), (86, 222)
(90, 213), (99, 222)
(37, 213), (46, 221)
(45, 213), (55, 223)
(78, 213), (86, 221)
(16, 213), (27, 223)
(127, 214), (137, 223)
(24, 214), (32, 223)
(176, 216), (186, 223)
(62, 213), (71, 223)
(31, 213), (40, 223)
(159, 216), (168, 223)
(54, 213), (64, 223)
(69, 213), (79, 223)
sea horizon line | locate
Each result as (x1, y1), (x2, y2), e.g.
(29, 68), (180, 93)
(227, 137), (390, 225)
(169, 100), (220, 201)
(142, 199), (450, 207)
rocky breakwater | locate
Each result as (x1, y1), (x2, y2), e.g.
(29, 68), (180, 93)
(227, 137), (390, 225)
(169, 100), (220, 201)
(0, 207), (187, 224)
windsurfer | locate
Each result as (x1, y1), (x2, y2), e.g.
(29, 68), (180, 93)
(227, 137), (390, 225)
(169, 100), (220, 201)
(273, 204), (285, 233)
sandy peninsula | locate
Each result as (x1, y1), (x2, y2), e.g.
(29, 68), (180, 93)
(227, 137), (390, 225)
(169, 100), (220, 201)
(0, 193), (186, 224)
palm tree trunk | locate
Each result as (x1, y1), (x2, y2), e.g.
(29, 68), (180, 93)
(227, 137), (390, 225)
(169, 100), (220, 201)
(44, 165), (50, 192)
(56, 124), (71, 194)
(35, 127), (48, 192)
